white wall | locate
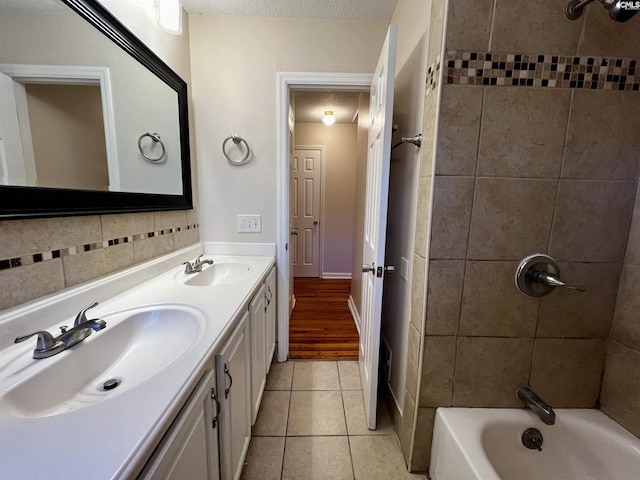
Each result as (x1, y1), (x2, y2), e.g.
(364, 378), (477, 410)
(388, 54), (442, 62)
(295, 122), (358, 277)
(381, 0), (432, 411)
(188, 16), (389, 246)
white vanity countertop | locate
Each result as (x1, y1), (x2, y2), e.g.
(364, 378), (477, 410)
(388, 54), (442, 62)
(0, 246), (275, 479)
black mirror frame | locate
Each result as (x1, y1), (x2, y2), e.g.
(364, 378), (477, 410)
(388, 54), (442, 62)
(0, 0), (192, 220)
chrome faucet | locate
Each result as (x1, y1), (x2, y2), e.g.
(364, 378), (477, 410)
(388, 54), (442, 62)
(183, 254), (213, 274)
(517, 386), (556, 425)
(14, 302), (106, 359)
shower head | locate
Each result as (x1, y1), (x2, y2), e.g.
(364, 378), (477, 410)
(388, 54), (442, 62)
(564, 0), (639, 21)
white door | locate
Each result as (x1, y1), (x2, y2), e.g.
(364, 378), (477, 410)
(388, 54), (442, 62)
(360, 25), (397, 430)
(292, 147), (322, 277)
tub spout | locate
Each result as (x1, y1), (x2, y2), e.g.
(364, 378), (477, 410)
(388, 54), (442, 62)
(517, 386), (555, 425)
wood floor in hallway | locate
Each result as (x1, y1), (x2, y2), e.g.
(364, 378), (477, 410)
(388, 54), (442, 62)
(289, 277), (359, 360)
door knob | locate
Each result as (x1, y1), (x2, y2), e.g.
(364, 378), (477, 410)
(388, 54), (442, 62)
(362, 263), (376, 274)
(290, 228), (298, 236)
(313, 221), (319, 227)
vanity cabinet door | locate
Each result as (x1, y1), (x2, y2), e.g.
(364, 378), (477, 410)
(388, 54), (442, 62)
(138, 369), (220, 480)
(265, 266), (277, 373)
(216, 312), (251, 480)
(249, 283), (267, 425)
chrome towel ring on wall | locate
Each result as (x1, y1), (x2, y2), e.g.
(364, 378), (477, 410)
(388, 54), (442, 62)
(138, 132), (167, 163)
(223, 134), (251, 165)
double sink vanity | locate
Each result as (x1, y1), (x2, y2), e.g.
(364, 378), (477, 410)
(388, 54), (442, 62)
(0, 244), (276, 479)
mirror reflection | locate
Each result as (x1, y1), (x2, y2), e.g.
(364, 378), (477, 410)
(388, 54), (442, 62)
(0, 0), (183, 196)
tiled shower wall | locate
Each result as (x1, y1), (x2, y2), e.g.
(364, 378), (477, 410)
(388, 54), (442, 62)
(0, 210), (199, 311)
(403, 0), (640, 472)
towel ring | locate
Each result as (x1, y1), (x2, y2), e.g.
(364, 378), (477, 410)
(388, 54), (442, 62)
(138, 132), (166, 163)
(223, 135), (251, 165)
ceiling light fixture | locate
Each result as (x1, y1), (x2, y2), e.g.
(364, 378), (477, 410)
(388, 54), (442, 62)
(158, 0), (183, 35)
(322, 111), (336, 126)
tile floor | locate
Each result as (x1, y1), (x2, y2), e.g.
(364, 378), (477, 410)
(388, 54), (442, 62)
(240, 360), (427, 480)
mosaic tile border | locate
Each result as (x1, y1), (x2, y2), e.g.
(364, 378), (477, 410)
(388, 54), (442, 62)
(445, 50), (640, 90)
(426, 55), (440, 95)
(0, 223), (199, 271)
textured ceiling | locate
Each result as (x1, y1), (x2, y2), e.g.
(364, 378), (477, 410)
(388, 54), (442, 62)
(182, 0), (398, 19)
(294, 90), (362, 124)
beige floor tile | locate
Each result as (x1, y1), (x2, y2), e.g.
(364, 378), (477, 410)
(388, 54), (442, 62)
(287, 390), (347, 436)
(282, 436), (354, 480)
(266, 361), (294, 390)
(292, 361), (340, 390)
(343, 391), (395, 435)
(350, 435), (428, 480)
(338, 361), (361, 390)
(241, 436), (285, 480)
(252, 390), (290, 436)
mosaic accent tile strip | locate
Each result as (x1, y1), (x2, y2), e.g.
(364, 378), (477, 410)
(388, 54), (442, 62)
(445, 51), (640, 90)
(0, 223), (199, 271)
(426, 55), (441, 95)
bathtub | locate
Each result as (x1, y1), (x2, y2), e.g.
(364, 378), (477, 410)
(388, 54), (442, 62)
(429, 408), (640, 480)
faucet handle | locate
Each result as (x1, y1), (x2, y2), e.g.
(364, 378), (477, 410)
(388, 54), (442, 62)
(194, 254), (203, 263)
(74, 301), (99, 327)
(183, 261), (195, 274)
(15, 330), (57, 350)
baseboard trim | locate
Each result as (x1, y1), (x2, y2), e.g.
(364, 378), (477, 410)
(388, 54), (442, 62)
(322, 272), (352, 279)
(347, 294), (361, 335)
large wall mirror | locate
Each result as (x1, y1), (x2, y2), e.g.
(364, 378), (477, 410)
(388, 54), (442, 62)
(0, 0), (192, 219)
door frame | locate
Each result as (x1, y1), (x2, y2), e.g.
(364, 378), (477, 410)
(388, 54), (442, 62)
(292, 145), (324, 279)
(276, 72), (373, 362)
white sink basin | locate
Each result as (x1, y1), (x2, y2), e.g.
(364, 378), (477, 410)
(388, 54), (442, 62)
(0, 305), (204, 418)
(176, 259), (256, 286)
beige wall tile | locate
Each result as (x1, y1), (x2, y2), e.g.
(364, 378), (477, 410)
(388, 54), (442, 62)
(0, 216), (101, 259)
(436, 85), (482, 176)
(174, 227), (200, 249)
(419, 336), (456, 407)
(549, 180), (635, 262)
(446, 0), (493, 51)
(0, 260), (64, 311)
(491, 0), (583, 54)
(579, 7), (640, 57)
(420, 93), (438, 179)
(529, 339), (605, 407)
(624, 184), (640, 266)
(399, 388), (416, 464)
(453, 337), (533, 407)
(427, 0), (445, 63)
(154, 210), (188, 231)
(414, 177), (432, 258)
(63, 243), (135, 287)
(562, 91), (640, 182)
(100, 212), (154, 240)
(610, 265), (640, 350)
(410, 254), (427, 333)
(430, 176), (475, 259)
(405, 323), (422, 402)
(600, 340), (640, 437)
(185, 208), (199, 226)
(537, 262), (620, 338)
(467, 178), (556, 261)
(478, 88), (570, 179)
(411, 408), (436, 473)
(132, 234), (175, 263)
(460, 261), (539, 337)
(425, 260), (464, 335)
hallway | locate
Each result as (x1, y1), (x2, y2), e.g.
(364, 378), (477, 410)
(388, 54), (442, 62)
(240, 360), (426, 480)
(289, 279), (359, 359)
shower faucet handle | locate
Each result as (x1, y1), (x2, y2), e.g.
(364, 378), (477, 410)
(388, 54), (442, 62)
(529, 270), (586, 292)
(515, 254), (586, 297)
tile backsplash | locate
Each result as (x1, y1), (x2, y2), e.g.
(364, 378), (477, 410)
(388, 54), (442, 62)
(0, 209), (199, 311)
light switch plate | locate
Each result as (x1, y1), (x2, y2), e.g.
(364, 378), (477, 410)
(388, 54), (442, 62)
(237, 215), (262, 233)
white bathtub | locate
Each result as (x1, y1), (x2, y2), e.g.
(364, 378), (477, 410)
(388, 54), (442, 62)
(429, 408), (640, 480)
